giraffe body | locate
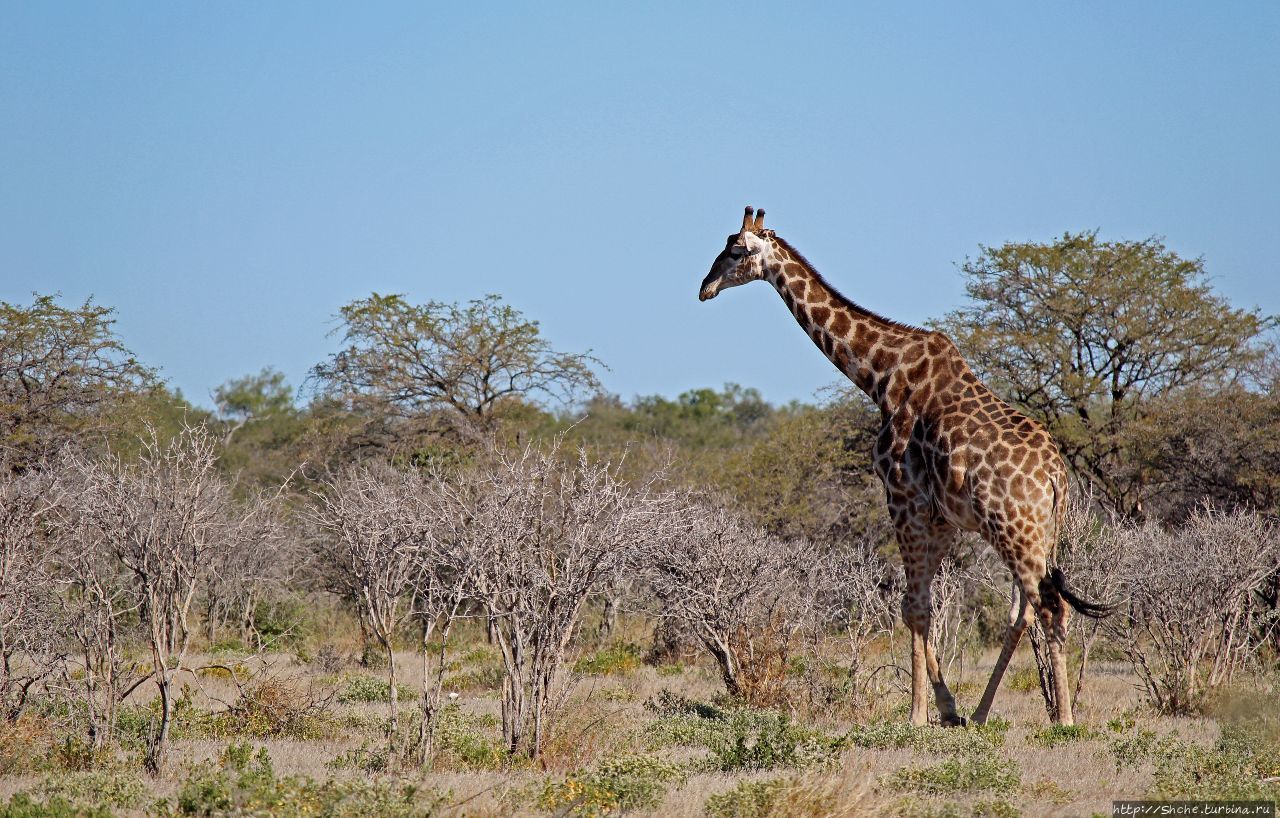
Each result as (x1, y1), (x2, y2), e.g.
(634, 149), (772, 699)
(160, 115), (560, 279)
(699, 207), (1108, 726)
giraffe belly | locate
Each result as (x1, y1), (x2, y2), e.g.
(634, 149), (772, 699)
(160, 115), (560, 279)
(920, 447), (985, 532)
(880, 439), (984, 532)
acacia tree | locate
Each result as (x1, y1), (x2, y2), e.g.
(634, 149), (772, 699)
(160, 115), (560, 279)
(1125, 380), (1280, 520)
(0, 295), (155, 472)
(934, 232), (1272, 517)
(311, 293), (602, 438)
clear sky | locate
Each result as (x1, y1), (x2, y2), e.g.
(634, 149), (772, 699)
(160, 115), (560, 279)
(3, 3), (1277, 409)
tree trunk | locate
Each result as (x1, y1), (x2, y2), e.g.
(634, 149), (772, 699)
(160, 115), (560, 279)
(598, 595), (619, 639)
(145, 675), (174, 775)
(385, 641), (399, 765)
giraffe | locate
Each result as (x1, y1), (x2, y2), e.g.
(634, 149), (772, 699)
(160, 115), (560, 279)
(698, 206), (1111, 726)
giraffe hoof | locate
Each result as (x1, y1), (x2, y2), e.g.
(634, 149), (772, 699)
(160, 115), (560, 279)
(940, 715), (968, 728)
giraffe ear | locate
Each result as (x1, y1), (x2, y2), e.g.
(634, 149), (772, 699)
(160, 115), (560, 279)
(752, 209), (765, 232)
(741, 205), (755, 233)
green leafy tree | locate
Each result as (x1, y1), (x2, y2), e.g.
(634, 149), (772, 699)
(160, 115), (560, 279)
(934, 232), (1273, 517)
(1127, 379), (1280, 520)
(311, 293), (602, 439)
(719, 400), (881, 541)
(213, 368), (306, 487)
(0, 294), (156, 471)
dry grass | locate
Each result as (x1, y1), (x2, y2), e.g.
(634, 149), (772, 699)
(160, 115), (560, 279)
(1, 627), (1273, 818)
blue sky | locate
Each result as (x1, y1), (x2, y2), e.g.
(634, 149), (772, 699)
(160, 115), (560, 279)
(3, 3), (1277, 409)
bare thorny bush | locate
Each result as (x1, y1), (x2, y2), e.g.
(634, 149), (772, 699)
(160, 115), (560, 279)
(440, 440), (687, 760)
(308, 437), (688, 764)
(645, 506), (811, 705)
(808, 534), (900, 714)
(1104, 508), (1280, 714)
(0, 469), (65, 724)
(645, 505), (900, 712)
(308, 462), (473, 766)
(964, 493), (1280, 718)
(55, 425), (285, 772)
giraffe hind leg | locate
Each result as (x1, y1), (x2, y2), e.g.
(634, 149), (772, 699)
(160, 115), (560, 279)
(1037, 570), (1075, 725)
(971, 582), (1030, 725)
(975, 563), (1076, 725)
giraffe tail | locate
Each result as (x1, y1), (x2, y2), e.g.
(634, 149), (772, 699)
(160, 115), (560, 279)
(1046, 567), (1116, 619)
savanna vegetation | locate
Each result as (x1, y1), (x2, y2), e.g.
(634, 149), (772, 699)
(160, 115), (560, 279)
(1, 233), (1278, 817)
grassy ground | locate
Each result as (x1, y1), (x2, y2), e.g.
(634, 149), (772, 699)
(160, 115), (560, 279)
(1, 618), (1275, 818)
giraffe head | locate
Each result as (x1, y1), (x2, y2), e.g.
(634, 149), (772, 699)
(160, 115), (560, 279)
(699, 206), (775, 301)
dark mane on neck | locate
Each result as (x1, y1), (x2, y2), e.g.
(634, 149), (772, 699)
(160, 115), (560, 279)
(772, 235), (927, 334)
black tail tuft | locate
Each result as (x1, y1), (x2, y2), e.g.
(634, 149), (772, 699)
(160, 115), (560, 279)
(1048, 567), (1117, 619)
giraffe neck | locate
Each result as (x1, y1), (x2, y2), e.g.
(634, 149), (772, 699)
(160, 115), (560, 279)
(765, 239), (927, 416)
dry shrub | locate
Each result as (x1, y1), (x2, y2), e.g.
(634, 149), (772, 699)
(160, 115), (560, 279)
(220, 676), (336, 739)
(805, 536), (900, 717)
(731, 614), (797, 710)
(646, 506), (822, 706)
(1107, 508), (1280, 714)
(0, 715), (55, 774)
(441, 439), (688, 760)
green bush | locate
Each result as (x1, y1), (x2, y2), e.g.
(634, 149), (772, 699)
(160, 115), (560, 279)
(645, 691), (726, 720)
(337, 675), (416, 705)
(538, 754), (686, 817)
(708, 711), (843, 772)
(703, 778), (786, 818)
(845, 722), (1006, 755)
(0, 795), (114, 818)
(327, 742), (390, 773)
(36, 772), (146, 810)
(572, 644), (643, 676)
(1005, 666), (1040, 694)
(892, 797), (1021, 818)
(156, 742), (443, 817)
(643, 693), (841, 770)
(252, 595), (313, 648)
(1154, 725), (1280, 799)
(1105, 726), (1178, 773)
(1026, 724), (1097, 748)
(887, 755), (1020, 796)
(644, 693), (732, 750)
(433, 706), (505, 769)
(457, 646), (499, 666)
(444, 664), (504, 693)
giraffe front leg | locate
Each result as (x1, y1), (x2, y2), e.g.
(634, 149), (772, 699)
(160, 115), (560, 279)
(904, 600), (931, 727)
(898, 520), (964, 727)
(926, 642), (965, 726)
(903, 594), (964, 727)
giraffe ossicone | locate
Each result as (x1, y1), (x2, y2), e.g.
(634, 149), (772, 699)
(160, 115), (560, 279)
(698, 205), (1113, 727)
